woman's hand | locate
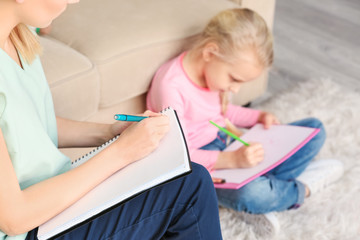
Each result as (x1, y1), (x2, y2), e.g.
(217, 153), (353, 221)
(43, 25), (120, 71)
(257, 111), (280, 129)
(109, 119), (132, 137)
(109, 110), (170, 166)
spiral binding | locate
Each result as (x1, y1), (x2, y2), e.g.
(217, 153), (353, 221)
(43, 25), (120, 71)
(161, 106), (170, 113)
(71, 107), (171, 166)
(72, 135), (119, 166)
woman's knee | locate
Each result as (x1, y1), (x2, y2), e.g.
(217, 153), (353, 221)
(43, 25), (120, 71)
(189, 162), (213, 186)
(185, 163), (219, 207)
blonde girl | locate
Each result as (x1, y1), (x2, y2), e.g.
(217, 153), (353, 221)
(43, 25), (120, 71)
(147, 8), (343, 236)
(0, 0), (223, 239)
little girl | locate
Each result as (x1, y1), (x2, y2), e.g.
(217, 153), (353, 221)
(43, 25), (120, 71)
(0, 0), (222, 239)
(147, 8), (344, 236)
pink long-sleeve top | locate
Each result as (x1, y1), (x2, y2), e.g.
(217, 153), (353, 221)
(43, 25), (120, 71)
(147, 52), (261, 171)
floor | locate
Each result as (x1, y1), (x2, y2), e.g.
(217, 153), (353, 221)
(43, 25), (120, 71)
(265, 0), (360, 99)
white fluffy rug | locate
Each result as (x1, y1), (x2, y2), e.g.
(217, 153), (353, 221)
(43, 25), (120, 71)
(219, 78), (360, 240)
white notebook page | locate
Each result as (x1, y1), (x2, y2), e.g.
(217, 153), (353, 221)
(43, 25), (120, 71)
(211, 124), (319, 188)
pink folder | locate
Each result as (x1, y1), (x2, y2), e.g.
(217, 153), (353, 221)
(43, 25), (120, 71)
(212, 124), (320, 189)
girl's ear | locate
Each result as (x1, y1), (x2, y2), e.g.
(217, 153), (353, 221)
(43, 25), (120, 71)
(202, 42), (219, 62)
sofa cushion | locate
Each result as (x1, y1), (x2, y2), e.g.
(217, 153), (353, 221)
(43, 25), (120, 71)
(40, 37), (100, 120)
(49, 0), (238, 108)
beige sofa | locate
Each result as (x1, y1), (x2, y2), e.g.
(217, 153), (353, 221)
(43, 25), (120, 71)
(39, 0), (275, 158)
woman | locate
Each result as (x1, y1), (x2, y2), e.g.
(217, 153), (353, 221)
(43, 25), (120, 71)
(0, 0), (222, 239)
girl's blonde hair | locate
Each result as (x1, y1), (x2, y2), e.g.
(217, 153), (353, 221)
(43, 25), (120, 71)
(10, 24), (42, 64)
(190, 8), (273, 68)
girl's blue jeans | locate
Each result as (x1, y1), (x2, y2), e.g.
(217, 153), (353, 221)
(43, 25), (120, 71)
(200, 118), (326, 214)
(25, 163), (222, 240)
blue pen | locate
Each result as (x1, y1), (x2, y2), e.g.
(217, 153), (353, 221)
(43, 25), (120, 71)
(114, 114), (148, 122)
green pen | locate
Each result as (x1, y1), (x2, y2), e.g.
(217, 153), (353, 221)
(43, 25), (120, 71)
(209, 120), (250, 146)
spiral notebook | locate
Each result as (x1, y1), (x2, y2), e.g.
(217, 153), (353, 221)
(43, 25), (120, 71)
(212, 124), (320, 189)
(38, 107), (192, 240)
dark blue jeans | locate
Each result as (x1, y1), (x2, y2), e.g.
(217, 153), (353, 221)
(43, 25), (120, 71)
(201, 118), (326, 214)
(25, 163), (222, 240)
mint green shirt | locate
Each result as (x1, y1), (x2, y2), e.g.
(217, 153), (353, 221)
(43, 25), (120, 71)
(0, 49), (71, 240)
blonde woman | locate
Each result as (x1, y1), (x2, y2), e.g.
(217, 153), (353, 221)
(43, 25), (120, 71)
(0, 0), (223, 239)
(147, 8), (343, 236)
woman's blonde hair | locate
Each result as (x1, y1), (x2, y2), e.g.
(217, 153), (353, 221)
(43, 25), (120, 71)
(190, 8), (273, 68)
(9, 23), (42, 64)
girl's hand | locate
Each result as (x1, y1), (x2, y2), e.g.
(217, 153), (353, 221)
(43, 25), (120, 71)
(257, 111), (280, 129)
(216, 142), (264, 169)
(232, 142), (264, 168)
(109, 110), (170, 166)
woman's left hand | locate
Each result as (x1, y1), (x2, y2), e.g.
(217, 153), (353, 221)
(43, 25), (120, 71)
(257, 111), (280, 129)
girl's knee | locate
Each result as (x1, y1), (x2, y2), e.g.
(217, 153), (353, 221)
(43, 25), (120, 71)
(307, 118), (326, 144)
(293, 117), (323, 129)
(308, 117), (325, 131)
(292, 117), (326, 143)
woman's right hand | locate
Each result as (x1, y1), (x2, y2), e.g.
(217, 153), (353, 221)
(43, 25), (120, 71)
(109, 110), (170, 167)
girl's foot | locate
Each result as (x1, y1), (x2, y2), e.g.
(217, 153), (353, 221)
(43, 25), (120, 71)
(297, 159), (344, 196)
